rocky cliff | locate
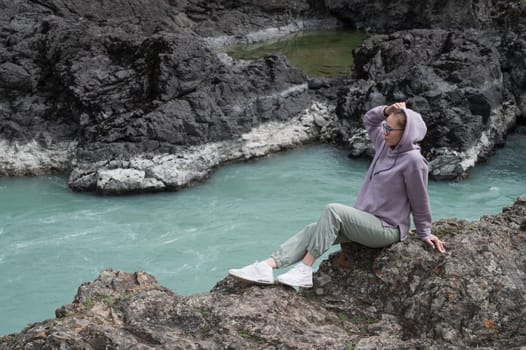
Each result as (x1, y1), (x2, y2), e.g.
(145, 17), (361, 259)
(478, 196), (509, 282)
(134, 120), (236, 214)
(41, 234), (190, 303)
(0, 0), (322, 192)
(1, 0), (525, 193)
(1, 197), (524, 349)
(331, 0), (526, 179)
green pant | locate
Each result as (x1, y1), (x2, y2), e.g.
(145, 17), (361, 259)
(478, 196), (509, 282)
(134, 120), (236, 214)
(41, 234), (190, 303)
(271, 203), (400, 268)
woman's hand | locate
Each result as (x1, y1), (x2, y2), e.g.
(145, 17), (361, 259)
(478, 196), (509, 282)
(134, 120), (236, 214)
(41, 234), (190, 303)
(384, 102), (406, 116)
(423, 235), (446, 253)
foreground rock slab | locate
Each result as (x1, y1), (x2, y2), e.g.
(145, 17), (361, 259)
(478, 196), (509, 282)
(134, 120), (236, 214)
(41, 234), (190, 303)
(1, 198), (525, 349)
(314, 197), (526, 349)
(1, 270), (354, 349)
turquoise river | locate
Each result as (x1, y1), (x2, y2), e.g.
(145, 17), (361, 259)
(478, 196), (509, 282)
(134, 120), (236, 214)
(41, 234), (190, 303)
(1, 134), (525, 335)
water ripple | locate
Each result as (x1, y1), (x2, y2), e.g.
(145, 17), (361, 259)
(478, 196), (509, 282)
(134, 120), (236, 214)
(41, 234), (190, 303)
(162, 238), (180, 245)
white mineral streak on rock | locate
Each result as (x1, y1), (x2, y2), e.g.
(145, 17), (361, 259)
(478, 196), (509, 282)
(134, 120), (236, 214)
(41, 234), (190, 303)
(429, 103), (516, 179)
(78, 101), (337, 194)
(0, 140), (77, 176)
(96, 169), (166, 194)
(347, 128), (374, 157)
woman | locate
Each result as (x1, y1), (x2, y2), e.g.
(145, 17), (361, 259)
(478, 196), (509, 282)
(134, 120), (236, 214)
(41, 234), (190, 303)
(229, 102), (446, 288)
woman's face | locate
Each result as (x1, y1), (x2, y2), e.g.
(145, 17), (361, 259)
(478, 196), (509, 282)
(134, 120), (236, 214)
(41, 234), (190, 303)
(383, 114), (405, 147)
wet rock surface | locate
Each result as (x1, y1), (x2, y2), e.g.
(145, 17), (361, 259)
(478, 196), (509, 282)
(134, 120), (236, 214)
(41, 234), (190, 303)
(1, 198), (524, 349)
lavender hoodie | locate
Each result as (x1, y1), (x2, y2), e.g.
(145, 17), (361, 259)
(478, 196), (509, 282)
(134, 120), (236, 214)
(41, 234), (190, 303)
(354, 105), (432, 241)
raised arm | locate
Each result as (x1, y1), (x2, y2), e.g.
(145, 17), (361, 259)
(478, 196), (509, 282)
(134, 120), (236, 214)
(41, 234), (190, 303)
(363, 105), (387, 149)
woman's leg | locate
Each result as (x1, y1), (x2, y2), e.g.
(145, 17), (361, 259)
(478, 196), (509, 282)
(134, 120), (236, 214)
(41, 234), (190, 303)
(270, 222), (318, 268)
(272, 203), (399, 268)
(329, 203), (400, 248)
(273, 203), (399, 288)
(228, 223), (318, 284)
(229, 203), (399, 286)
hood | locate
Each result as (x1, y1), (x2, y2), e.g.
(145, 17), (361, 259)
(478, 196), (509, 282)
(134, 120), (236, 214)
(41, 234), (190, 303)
(396, 108), (427, 153)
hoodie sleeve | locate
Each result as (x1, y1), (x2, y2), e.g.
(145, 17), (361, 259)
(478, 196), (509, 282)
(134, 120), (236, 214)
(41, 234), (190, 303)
(404, 154), (433, 241)
(363, 105), (387, 150)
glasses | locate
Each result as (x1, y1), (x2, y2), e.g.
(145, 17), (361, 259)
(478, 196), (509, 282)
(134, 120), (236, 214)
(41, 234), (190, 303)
(382, 122), (404, 135)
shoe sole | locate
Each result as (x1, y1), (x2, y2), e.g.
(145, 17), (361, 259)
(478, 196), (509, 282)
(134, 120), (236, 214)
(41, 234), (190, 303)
(276, 278), (313, 289)
(228, 272), (274, 285)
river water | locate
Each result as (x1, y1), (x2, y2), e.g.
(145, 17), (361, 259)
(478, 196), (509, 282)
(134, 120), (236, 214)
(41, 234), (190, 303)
(227, 29), (367, 77)
(0, 134), (525, 335)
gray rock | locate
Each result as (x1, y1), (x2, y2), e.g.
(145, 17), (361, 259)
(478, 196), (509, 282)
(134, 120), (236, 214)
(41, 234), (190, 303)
(1, 0), (318, 184)
(96, 168), (166, 194)
(0, 140), (76, 176)
(69, 101), (337, 194)
(314, 197), (526, 349)
(325, 0), (501, 32)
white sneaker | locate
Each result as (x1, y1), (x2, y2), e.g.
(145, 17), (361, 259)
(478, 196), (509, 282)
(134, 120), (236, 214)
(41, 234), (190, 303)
(276, 263), (313, 288)
(228, 261), (274, 285)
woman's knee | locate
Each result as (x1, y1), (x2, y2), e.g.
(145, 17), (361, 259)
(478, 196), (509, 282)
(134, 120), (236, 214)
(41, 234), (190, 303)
(324, 203), (352, 216)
